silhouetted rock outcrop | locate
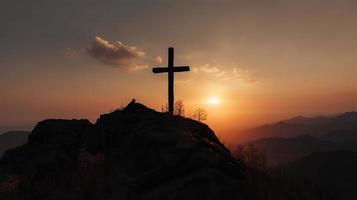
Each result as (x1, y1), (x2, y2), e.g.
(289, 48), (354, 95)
(0, 101), (246, 200)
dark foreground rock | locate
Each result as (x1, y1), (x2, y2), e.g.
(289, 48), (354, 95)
(0, 101), (246, 200)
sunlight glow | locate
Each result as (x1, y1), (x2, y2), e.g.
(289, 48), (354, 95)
(207, 97), (221, 105)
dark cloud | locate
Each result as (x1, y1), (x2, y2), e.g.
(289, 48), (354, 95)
(86, 36), (149, 71)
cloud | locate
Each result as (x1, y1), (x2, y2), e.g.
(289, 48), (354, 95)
(86, 36), (158, 71)
(192, 67), (199, 73)
(215, 70), (227, 77)
(226, 67), (259, 84)
(200, 64), (220, 73)
(66, 48), (81, 57)
(155, 56), (163, 64)
(194, 64), (258, 84)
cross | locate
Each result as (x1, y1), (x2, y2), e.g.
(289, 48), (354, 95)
(153, 47), (190, 115)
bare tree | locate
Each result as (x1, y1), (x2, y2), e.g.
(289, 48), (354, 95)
(192, 108), (207, 122)
(161, 103), (168, 113)
(174, 99), (185, 116)
(161, 99), (185, 116)
(235, 144), (267, 172)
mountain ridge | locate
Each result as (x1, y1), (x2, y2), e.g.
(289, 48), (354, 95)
(236, 111), (357, 143)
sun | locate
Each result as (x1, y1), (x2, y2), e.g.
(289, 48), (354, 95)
(207, 97), (221, 105)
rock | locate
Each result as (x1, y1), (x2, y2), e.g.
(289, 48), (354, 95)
(0, 101), (247, 200)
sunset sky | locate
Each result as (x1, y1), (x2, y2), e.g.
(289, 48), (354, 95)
(1, 0), (357, 140)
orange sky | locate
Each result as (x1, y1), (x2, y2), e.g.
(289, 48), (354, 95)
(1, 1), (357, 141)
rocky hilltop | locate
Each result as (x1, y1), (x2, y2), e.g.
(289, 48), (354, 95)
(0, 101), (246, 200)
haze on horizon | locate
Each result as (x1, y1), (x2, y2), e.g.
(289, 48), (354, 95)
(1, 0), (357, 141)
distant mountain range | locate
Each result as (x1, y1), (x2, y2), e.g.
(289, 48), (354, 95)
(235, 112), (357, 199)
(0, 131), (30, 157)
(243, 134), (357, 166)
(237, 111), (357, 143)
(237, 111), (357, 166)
(279, 150), (357, 200)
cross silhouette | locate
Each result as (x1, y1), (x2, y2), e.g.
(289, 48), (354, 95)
(153, 47), (190, 115)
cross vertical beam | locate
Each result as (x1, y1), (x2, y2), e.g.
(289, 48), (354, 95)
(152, 47), (190, 115)
(168, 47), (174, 114)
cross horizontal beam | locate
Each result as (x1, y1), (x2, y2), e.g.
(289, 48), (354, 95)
(152, 47), (190, 115)
(152, 66), (190, 73)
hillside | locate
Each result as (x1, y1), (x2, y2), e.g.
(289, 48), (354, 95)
(279, 150), (357, 200)
(242, 135), (340, 166)
(0, 101), (247, 200)
(320, 129), (357, 142)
